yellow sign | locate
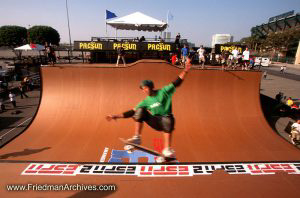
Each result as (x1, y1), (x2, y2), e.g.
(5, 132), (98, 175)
(113, 43), (137, 50)
(148, 43), (171, 51)
(220, 46), (243, 53)
(79, 42), (103, 50)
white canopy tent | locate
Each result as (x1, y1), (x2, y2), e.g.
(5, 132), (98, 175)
(106, 12), (167, 34)
(14, 44), (45, 51)
(14, 44), (45, 59)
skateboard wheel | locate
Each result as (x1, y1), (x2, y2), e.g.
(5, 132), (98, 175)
(124, 145), (134, 152)
(156, 156), (166, 163)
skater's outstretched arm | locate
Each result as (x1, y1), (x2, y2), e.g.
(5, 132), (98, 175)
(172, 60), (191, 88)
(106, 62), (191, 121)
(106, 109), (135, 121)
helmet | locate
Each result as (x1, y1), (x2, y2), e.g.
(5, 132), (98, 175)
(140, 80), (154, 89)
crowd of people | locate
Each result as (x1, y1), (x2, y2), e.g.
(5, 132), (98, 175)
(0, 76), (33, 113)
(112, 33), (262, 71)
(275, 92), (300, 145)
(170, 34), (257, 70)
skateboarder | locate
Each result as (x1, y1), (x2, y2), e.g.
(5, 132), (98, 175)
(106, 60), (192, 158)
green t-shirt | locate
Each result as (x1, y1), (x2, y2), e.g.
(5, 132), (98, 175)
(135, 83), (176, 116)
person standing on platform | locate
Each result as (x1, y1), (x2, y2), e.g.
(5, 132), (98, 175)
(181, 45), (189, 66)
(45, 42), (56, 65)
(242, 48), (250, 70)
(197, 46), (206, 69)
(231, 48), (239, 69)
(175, 33), (181, 48)
(116, 46), (126, 67)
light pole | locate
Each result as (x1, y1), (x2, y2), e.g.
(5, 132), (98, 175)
(66, 0), (72, 57)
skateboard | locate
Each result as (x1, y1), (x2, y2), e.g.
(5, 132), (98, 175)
(119, 138), (177, 163)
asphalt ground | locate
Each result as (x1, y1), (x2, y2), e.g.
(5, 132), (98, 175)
(261, 66), (300, 82)
(0, 89), (40, 147)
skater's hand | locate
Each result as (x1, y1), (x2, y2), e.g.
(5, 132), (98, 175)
(106, 115), (117, 121)
(185, 60), (191, 72)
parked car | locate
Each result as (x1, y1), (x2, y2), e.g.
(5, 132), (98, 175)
(255, 57), (270, 67)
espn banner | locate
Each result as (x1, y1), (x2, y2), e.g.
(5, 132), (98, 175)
(22, 162), (300, 177)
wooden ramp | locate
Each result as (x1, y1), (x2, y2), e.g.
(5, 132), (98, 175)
(0, 60), (299, 197)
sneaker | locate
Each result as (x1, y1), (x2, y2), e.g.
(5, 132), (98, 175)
(162, 147), (175, 158)
(291, 138), (296, 145)
(126, 135), (141, 145)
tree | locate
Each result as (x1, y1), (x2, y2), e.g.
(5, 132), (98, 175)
(262, 27), (300, 58)
(224, 41), (242, 45)
(240, 36), (264, 50)
(0, 25), (27, 47)
(28, 25), (60, 45)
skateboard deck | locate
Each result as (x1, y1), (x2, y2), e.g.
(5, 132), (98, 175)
(119, 138), (176, 162)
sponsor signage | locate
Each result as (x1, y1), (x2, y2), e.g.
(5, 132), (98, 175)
(74, 41), (175, 51)
(214, 44), (246, 54)
(22, 162), (300, 177)
(269, 10), (294, 23)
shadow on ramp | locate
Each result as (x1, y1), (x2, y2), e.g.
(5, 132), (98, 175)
(68, 189), (116, 198)
(0, 147), (51, 159)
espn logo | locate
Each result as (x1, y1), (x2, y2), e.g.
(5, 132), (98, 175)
(247, 164), (297, 175)
(138, 165), (191, 176)
(22, 164), (80, 175)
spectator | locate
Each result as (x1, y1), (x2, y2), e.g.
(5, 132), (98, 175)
(45, 42), (56, 65)
(263, 71), (267, 79)
(275, 92), (283, 102)
(8, 91), (16, 108)
(175, 33), (181, 48)
(139, 36), (145, 42)
(181, 45), (189, 66)
(280, 66), (284, 73)
(249, 57), (255, 69)
(171, 54), (179, 65)
(231, 48), (239, 69)
(228, 54), (233, 68)
(242, 48), (250, 70)
(290, 119), (300, 145)
(291, 104), (299, 110)
(23, 76), (30, 91)
(283, 66), (287, 73)
(0, 99), (5, 112)
(286, 97), (294, 107)
(116, 46), (126, 67)
(197, 46), (206, 69)
(280, 66), (286, 74)
(28, 77), (34, 91)
(18, 83), (29, 99)
(221, 50), (230, 70)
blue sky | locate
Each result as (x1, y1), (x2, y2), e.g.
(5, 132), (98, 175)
(0, 0), (299, 47)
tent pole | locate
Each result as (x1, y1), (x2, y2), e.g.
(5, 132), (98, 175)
(105, 23), (107, 38)
(166, 10), (169, 32)
(115, 28), (117, 40)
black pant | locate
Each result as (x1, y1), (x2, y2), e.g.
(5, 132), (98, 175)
(20, 90), (28, 99)
(11, 101), (16, 108)
(133, 108), (175, 133)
